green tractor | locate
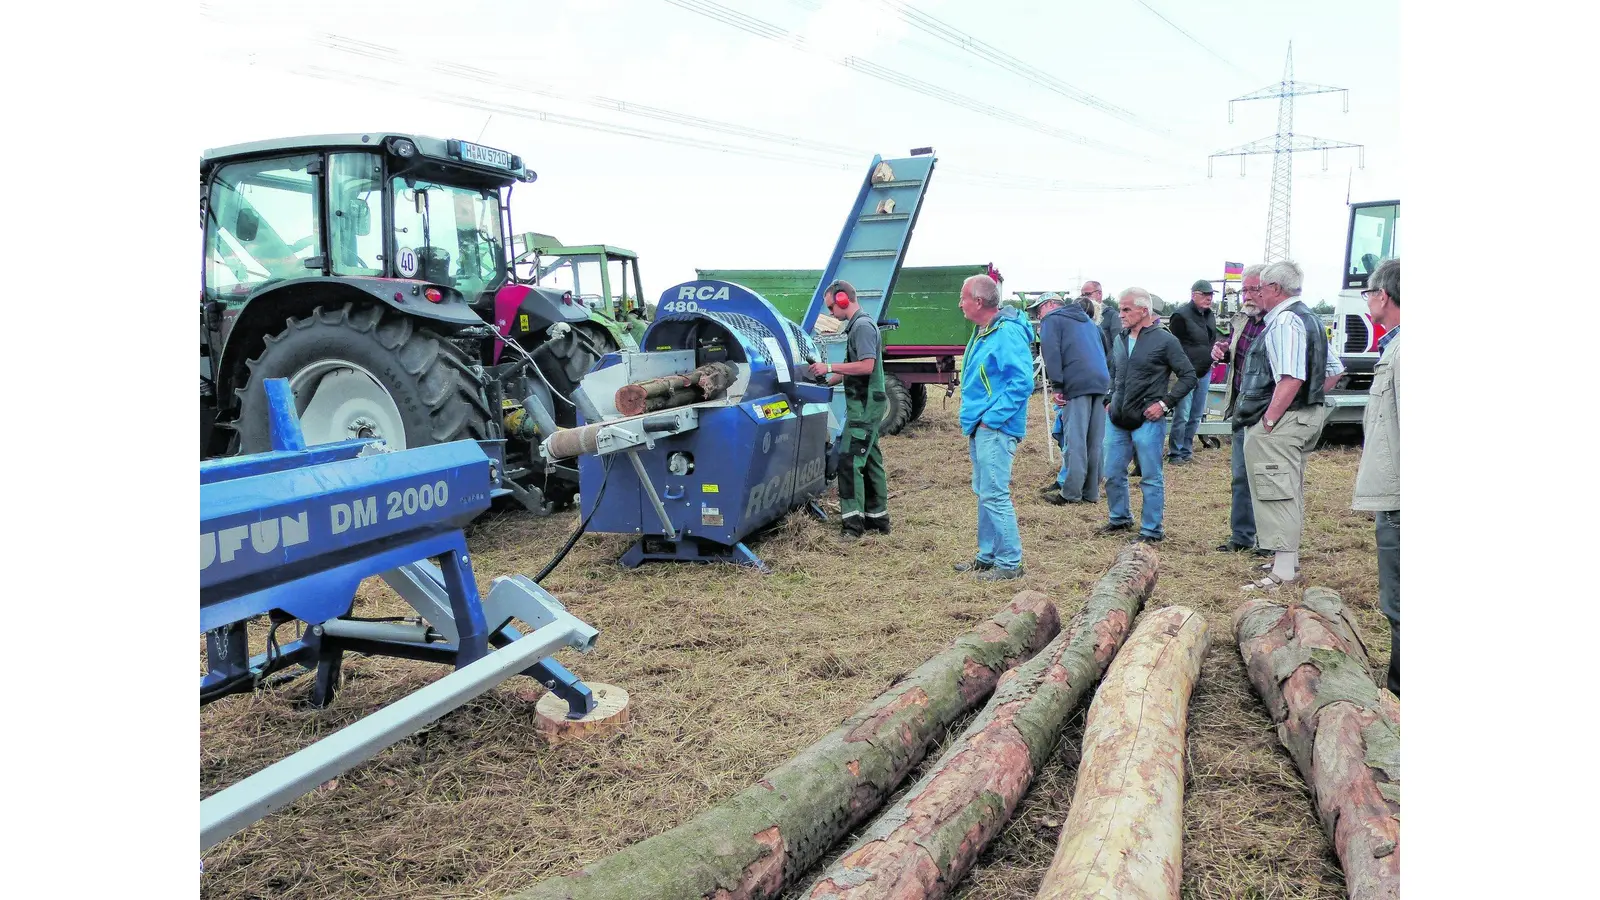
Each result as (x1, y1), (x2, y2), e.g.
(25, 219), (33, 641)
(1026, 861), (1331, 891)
(199, 133), (622, 514)
(512, 233), (651, 350)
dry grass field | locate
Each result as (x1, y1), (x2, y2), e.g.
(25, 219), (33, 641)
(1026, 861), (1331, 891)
(201, 396), (1388, 900)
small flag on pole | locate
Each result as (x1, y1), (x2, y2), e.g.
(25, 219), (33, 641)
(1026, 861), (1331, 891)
(1224, 261), (1245, 277)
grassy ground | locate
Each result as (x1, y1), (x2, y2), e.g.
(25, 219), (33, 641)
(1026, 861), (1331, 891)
(200, 397), (1387, 900)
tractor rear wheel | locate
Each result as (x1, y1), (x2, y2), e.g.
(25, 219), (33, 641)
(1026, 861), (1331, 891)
(235, 302), (494, 454)
(880, 373), (913, 436)
(907, 381), (928, 423)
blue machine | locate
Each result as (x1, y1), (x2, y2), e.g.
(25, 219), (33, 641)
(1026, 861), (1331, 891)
(544, 281), (836, 570)
(800, 150), (938, 437)
(201, 379), (600, 851)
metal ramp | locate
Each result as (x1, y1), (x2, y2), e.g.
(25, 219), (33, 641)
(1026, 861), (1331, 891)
(799, 150), (937, 434)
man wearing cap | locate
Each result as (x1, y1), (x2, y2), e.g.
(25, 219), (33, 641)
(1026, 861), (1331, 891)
(1033, 292), (1111, 505)
(1165, 279), (1221, 464)
(807, 280), (890, 539)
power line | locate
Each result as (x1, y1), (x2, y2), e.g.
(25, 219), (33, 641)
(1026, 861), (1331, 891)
(660, 0), (1185, 169)
(1130, 0), (1263, 84)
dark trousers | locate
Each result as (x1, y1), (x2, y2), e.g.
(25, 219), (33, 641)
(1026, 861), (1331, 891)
(1376, 509), (1400, 695)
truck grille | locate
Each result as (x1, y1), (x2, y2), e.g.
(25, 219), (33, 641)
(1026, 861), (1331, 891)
(1343, 315), (1368, 353)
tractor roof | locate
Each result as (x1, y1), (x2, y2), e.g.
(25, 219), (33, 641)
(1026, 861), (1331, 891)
(200, 132), (535, 184)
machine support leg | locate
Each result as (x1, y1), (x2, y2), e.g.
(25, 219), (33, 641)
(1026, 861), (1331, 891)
(309, 629), (344, 709)
(626, 449), (678, 540)
(439, 545), (490, 667)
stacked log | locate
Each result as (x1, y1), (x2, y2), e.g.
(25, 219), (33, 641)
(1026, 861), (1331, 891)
(800, 544), (1160, 900)
(1233, 588), (1400, 900)
(510, 591), (1061, 900)
(1035, 606), (1210, 900)
(614, 361), (738, 416)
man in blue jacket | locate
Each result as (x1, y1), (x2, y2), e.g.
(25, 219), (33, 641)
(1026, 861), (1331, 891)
(955, 273), (1036, 581)
(1035, 293), (1111, 505)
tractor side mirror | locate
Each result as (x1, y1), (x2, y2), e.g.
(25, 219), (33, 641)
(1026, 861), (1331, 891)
(235, 208), (260, 242)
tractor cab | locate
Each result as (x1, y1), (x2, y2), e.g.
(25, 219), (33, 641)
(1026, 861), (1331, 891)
(512, 233), (650, 348)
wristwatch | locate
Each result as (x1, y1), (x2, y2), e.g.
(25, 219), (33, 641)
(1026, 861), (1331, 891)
(1264, 416), (1278, 431)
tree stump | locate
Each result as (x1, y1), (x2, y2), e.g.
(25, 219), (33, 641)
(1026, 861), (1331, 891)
(1035, 606), (1210, 900)
(510, 591), (1061, 900)
(801, 543), (1160, 900)
(535, 683), (631, 744)
(1233, 588), (1400, 900)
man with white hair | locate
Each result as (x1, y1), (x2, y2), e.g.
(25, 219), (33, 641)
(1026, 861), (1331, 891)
(1098, 287), (1196, 543)
(954, 273), (1036, 581)
(1210, 264), (1272, 556)
(1232, 260), (1346, 590)
(1352, 257), (1401, 695)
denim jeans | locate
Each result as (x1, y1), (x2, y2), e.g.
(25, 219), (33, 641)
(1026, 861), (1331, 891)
(1168, 369), (1211, 461)
(1056, 395), (1105, 501)
(1376, 508), (1400, 695)
(969, 426), (1023, 569)
(1229, 426), (1257, 547)
(1103, 419), (1167, 539)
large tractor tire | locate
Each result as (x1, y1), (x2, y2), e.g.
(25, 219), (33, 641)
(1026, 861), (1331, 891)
(880, 373), (913, 436)
(235, 302), (495, 455)
(907, 381), (928, 423)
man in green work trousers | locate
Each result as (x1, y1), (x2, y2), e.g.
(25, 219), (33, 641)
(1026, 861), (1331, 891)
(808, 280), (890, 539)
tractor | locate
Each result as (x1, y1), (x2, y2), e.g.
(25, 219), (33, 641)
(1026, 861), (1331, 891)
(512, 233), (652, 351)
(199, 133), (620, 513)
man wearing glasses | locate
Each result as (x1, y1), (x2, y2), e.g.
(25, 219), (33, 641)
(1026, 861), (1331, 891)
(1082, 280), (1118, 355)
(1210, 264), (1271, 556)
(1232, 260), (1345, 590)
(807, 280), (890, 539)
(1352, 259), (1401, 695)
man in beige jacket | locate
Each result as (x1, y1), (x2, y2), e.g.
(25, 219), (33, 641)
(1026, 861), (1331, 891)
(1352, 258), (1400, 696)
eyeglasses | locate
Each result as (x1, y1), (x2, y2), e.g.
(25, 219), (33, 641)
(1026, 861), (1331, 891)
(1240, 286), (1262, 294)
(1361, 289), (1384, 301)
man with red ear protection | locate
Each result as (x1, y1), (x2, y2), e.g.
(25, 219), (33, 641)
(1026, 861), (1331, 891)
(807, 280), (890, 538)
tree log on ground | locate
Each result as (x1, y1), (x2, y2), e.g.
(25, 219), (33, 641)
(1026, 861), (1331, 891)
(1035, 605), (1210, 900)
(1233, 588), (1400, 900)
(800, 543), (1160, 900)
(509, 591), (1061, 900)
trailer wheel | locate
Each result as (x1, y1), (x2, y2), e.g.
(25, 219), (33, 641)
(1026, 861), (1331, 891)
(235, 302), (494, 454)
(880, 373), (913, 436)
(907, 382), (928, 423)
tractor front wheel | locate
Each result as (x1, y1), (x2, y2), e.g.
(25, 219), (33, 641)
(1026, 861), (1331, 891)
(235, 302), (494, 454)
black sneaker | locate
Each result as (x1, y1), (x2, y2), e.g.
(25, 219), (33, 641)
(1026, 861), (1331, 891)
(1042, 492), (1075, 505)
(1096, 522), (1133, 536)
(864, 515), (891, 534)
(1216, 541), (1253, 553)
(974, 565), (1024, 582)
(1134, 534), (1164, 543)
(1039, 481), (1064, 495)
(953, 558), (995, 573)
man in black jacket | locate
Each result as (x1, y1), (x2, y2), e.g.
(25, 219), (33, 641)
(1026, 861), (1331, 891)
(1097, 288), (1196, 543)
(1165, 279), (1220, 464)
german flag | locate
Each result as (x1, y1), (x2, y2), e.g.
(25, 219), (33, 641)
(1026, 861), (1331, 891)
(1224, 261), (1245, 276)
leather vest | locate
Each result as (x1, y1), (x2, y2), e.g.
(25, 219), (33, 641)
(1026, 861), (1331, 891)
(1233, 300), (1327, 428)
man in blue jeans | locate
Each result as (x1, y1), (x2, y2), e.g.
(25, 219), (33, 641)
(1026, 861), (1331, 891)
(1099, 288), (1196, 543)
(1035, 292), (1111, 505)
(953, 273), (1036, 581)
(1166, 279), (1220, 464)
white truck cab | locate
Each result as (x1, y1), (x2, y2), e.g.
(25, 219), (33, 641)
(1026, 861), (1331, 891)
(1328, 200), (1399, 430)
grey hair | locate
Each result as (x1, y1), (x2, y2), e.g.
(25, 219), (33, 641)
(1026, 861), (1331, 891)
(1118, 286), (1153, 312)
(1369, 258), (1399, 306)
(1260, 260), (1304, 296)
(964, 274), (1000, 308)
(1242, 263), (1267, 279)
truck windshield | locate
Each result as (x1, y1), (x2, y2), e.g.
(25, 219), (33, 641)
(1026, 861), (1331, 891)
(391, 177), (507, 299)
(1345, 203), (1399, 287)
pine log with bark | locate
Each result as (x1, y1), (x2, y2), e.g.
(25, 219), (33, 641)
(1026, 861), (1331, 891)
(800, 543), (1160, 900)
(509, 591), (1061, 900)
(1035, 605), (1210, 900)
(1233, 588), (1400, 900)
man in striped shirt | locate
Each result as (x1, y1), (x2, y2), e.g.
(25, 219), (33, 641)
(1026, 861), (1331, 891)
(1232, 260), (1345, 590)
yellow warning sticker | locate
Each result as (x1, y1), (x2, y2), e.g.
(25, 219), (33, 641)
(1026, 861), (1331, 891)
(757, 400), (791, 420)
(702, 484), (719, 493)
(519, 313), (530, 331)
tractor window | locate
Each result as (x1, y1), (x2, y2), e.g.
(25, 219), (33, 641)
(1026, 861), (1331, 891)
(390, 177), (506, 300)
(1345, 203), (1399, 287)
(328, 153), (383, 277)
(205, 154), (322, 303)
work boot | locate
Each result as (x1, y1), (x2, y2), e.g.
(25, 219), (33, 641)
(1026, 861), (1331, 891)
(1039, 480), (1063, 495)
(953, 558), (995, 573)
(973, 565), (1024, 582)
(1096, 522), (1133, 536)
(864, 515), (891, 535)
(840, 522), (865, 541)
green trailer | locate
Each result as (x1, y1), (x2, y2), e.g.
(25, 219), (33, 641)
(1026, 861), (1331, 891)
(694, 263), (1001, 434)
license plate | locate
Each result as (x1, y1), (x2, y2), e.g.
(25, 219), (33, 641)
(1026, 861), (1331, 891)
(458, 140), (512, 170)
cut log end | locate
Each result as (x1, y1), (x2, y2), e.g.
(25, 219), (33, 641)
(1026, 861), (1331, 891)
(535, 683), (632, 743)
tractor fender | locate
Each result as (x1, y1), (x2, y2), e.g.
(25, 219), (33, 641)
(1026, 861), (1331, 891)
(214, 277), (487, 406)
(490, 283), (593, 340)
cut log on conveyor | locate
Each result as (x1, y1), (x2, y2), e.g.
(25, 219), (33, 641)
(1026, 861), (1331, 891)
(800, 544), (1159, 900)
(509, 591), (1062, 900)
(1233, 589), (1400, 900)
(1034, 606), (1209, 900)
(614, 362), (738, 416)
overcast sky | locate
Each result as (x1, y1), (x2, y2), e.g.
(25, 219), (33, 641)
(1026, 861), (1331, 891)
(198, 0), (1398, 306)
